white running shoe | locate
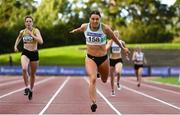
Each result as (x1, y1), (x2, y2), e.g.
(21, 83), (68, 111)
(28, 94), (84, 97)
(111, 91), (115, 96)
(117, 84), (122, 90)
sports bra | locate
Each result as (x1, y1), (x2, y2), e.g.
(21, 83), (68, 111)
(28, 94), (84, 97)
(134, 52), (144, 62)
(111, 41), (121, 53)
(84, 23), (107, 45)
(21, 28), (37, 44)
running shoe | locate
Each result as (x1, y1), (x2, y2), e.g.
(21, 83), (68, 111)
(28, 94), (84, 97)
(117, 83), (122, 90)
(97, 73), (100, 78)
(111, 90), (115, 96)
(28, 90), (33, 100)
(137, 83), (140, 87)
(91, 103), (97, 112)
(24, 88), (29, 96)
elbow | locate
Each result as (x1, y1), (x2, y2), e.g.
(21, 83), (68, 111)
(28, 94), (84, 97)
(39, 40), (43, 45)
(105, 46), (108, 50)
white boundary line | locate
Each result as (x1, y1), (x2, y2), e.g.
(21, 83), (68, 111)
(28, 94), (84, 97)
(123, 79), (180, 95)
(0, 79), (23, 87)
(0, 77), (54, 99)
(84, 77), (122, 115)
(123, 85), (180, 110)
(0, 77), (41, 87)
(39, 77), (70, 115)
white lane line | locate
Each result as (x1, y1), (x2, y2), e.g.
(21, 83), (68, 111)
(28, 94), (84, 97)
(0, 77), (41, 87)
(123, 85), (180, 110)
(0, 77), (54, 99)
(39, 77), (70, 115)
(84, 77), (121, 115)
(123, 79), (180, 95)
(0, 79), (23, 87)
(0, 77), (19, 82)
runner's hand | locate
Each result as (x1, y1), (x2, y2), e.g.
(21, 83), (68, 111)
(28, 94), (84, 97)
(124, 48), (130, 60)
(69, 30), (75, 33)
(14, 47), (19, 52)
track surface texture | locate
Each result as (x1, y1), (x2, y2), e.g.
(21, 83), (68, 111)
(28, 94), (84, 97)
(0, 76), (180, 115)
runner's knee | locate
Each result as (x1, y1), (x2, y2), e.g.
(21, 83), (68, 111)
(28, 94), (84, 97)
(102, 79), (107, 83)
(101, 76), (108, 83)
(90, 76), (96, 85)
(22, 69), (27, 73)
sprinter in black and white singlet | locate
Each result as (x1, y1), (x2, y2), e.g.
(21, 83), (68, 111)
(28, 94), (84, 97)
(106, 30), (129, 96)
(85, 23), (106, 46)
(14, 15), (43, 100)
(70, 10), (130, 112)
(132, 46), (147, 87)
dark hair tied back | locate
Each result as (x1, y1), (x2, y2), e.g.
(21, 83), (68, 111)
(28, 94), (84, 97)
(90, 10), (101, 17)
(24, 15), (33, 21)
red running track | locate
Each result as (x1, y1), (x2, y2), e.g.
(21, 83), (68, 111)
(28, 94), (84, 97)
(0, 75), (180, 115)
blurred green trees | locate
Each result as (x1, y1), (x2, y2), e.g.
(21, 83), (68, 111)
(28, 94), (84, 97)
(0, 0), (179, 54)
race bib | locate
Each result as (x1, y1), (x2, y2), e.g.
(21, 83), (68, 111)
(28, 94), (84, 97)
(136, 53), (143, 61)
(23, 35), (33, 43)
(86, 32), (106, 45)
(112, 46), (121, 53)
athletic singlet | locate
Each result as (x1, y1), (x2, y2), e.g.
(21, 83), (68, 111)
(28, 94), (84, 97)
(111, 41), (121, 53)
(21, 28), (37, 44)
(134, 52), (144, 62)
(84, 23), (107, 45)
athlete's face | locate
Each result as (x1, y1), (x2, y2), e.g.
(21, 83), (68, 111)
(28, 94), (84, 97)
(89, 14), (101, 28)
(136, 47), (141, 52)
(25, 18), (33, 29)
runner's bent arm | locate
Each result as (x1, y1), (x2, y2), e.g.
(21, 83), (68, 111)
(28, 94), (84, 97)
(28, 29), (43, 44)
(103, 24), (130, 55)
(14, 31), (23, 52)
(70, 24), (87, 33)
(106, 40), (113, 50)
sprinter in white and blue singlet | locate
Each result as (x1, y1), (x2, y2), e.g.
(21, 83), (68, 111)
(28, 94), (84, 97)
(132, 46), (147, 87)
(106, 30), (129, 96)
(70, 10), (130, 112)
(14, 15), (43, 100)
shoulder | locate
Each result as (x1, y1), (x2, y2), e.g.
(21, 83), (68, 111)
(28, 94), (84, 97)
(101, 23), (110, 30)
(81, 23), (88, 31)
(119, 40), (125, 44)
(133, 51), (137, 55)
(34, 27), (40, 32)
(20, 29), (25, 34)
(19, 29), (25, 36)
(81, 23), (88, 27)
(101, 23), (112, 34)
(33, 27), (41, 34)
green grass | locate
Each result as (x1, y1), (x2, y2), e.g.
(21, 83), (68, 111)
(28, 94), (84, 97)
(0, 43), (180, 66)
(0, 45), (86, 66)
(151, 77), (180, 86)
(39, 45), (86, 66)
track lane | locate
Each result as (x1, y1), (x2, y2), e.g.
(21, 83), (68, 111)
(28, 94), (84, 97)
(39, 77), (70, 115)
(0, 77), (42, 96)
(122, 78), (180, 108)
(0, 77), (67, 114)
(0, 76), (20, 84)
(0, 76), (180, 114)
(96, 77), (180, 114)
(44, 77), (116, 114)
